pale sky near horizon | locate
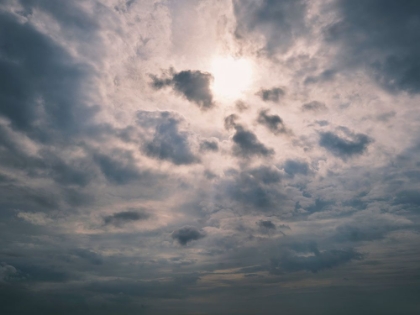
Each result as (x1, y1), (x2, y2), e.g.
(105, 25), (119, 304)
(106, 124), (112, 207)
(1, 1), (420, 314)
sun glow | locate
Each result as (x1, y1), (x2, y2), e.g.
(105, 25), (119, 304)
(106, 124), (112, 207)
(211, 56), (253, 100)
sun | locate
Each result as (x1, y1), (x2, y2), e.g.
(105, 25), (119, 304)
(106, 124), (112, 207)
(211, 56), (253, 100)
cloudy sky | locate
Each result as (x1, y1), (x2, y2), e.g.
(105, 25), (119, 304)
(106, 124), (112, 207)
(1, 0), (420, 314)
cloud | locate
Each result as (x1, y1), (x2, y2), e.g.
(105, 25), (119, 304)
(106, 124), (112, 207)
(0, 11), (98, 140)
(224, 114), (239, 130)
(199, 140), (219, 152)
(394, 190), (420, 208)
(335, 224), (389, 242)
(71, 249), (103, 265)
(93, 151), (144, 185)
(17, 212), (53, 226)
(40, 150), (94, 187)
(138, 111), (199, 165)
(257, 109), (287, 134)
(0, 263), (18, 282)
(232, 125), (274, 158)
(0, 0), (419, 313)
(326, 0), (420, 93)
(151, 69), (214, 109)
(306, 198), (335, 213)
(235, 100), (249, 112)
(270, 243), (363, 274)
(258, 220), (276, 229)
(171, 226), (206, 246)
(254, 165), (283, 183)
(224, 165), (283, 210)
(257, 87), (285, 102)
(319, 129), (372, 159)
(301, 101), (328, 112)
(103, 210), (150, 227)
(333, 209), (413, 243)
(13, 264), (72, 283)
(233, 0), (308, 53)
(304, 69), (337, 85)
(283, 160), (309, 177)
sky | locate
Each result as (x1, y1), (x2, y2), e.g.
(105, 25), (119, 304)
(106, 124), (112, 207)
(1, 0), (420, 314)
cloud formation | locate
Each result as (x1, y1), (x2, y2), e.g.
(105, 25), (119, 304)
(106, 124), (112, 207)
(172, 226), (206, 245)
(319, 129), (372, 159)
(232, 125), (275, 158)
(327, 0), (420, 93)
(270, 245), (363, 274)
(1, 1), (420, 314)
(257, 109), (287, 134)
(151, 69), (214, 109)
(257, 87), (285, 102)
(301, 101), (328, 112)
(138, 111), (199, 165)
(104, 210), (150, 227)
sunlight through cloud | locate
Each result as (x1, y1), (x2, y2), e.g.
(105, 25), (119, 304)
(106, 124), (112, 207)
(211, 56), (253, 101)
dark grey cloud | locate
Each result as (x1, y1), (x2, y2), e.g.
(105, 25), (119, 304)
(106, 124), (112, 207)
(258, 220), (276, 229)
(233, 0), (308, 53)
(151, 69), (214, 109)
(319, 129), (372, 159)
(71, 249), (103, 265)
(0, 125), (94, 187)
(327, 0), (420, 93)
(93, 151), (144, 185)
(224, 166), (283, 210)
(232, 125), (274, 158)
(41, 151), (94, 187)
(224, 114), (239, 130)
(283, 160), (309, 177)
(257, 109), (287, 134)
(171, 226), (205, 246)
(394, 190), (420, 208)
(86, 274), (199, 299)
(199, 140), (219, 152)
(12, 263), (73, 283)
(301, 101), (328, 112)
(248, 165), (282, 184)
(270, 243), (363, 274)
(257, 87), (285, 102)
(335, 224), (390, 243)
(0, 11), (98, 141)
(306, 198), (335, 213)
(137, 111), (198, 165)
(104, 210), (150, 227)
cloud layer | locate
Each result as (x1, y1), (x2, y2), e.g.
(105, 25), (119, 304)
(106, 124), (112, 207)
(0, 1), (420, 314)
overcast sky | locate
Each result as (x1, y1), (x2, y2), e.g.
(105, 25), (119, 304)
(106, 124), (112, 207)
(1, 0), (420, 314)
